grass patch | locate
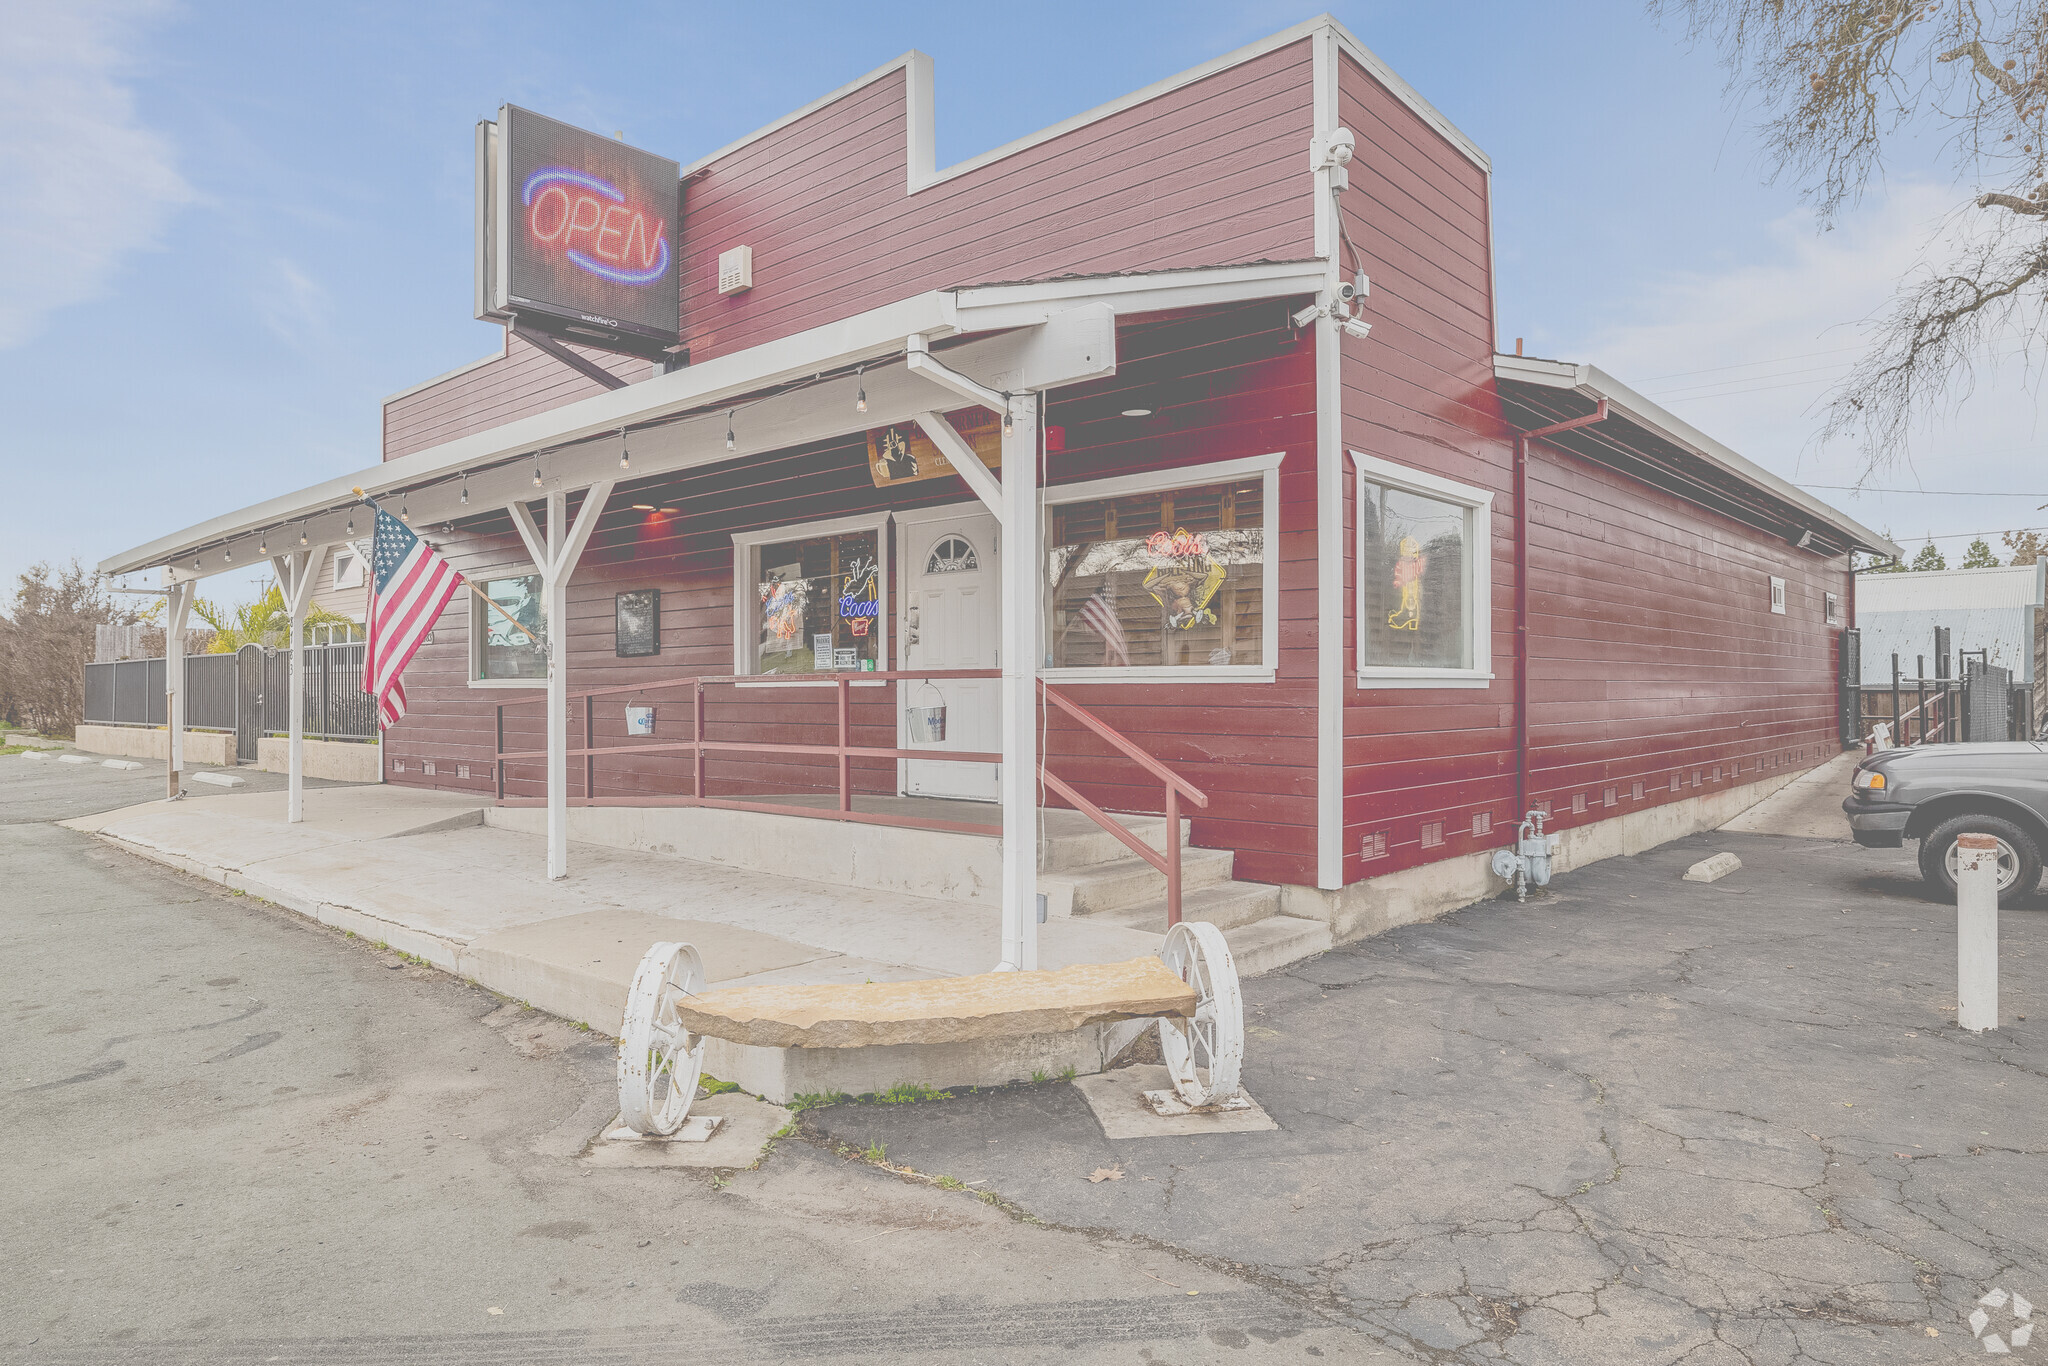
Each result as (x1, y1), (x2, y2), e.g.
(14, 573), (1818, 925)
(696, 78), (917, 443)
(699, 1076), (741, 1096)
(868, 1081), (952, 1105)
(0, 743), (55, 757)
(788, 1091), (849, 1112)
(933, 1175), (965, 1191)
(862, 1140), (887, 1163)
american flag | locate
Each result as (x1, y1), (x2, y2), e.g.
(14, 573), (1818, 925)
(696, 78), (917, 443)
(364, 505), (465, 728)
(1078, 581), (1129, 666)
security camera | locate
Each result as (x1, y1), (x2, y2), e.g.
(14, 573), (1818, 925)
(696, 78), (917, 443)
(1335, 280), (1358, 307)
(1327, 127), (1355, 166)
(1291, 302), (1324, 328)
(1341, 316), (1373, 342)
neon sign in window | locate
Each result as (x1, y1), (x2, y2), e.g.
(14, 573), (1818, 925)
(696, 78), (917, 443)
(523, 167), (670, 286)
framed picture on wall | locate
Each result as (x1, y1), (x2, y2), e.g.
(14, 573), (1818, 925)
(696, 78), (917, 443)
(615, 589), (660, 657)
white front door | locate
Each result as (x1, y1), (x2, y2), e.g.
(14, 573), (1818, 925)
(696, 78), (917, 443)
(899, 510), (1001, 801)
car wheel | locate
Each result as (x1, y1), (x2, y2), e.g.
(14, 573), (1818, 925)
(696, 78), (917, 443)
(1918, 814), (2044, 908)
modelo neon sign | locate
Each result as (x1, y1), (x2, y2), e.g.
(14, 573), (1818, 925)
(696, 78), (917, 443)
(522, 167), (670, 286)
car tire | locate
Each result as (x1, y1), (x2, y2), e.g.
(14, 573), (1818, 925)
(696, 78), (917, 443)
(1918, 814), (2044, 908)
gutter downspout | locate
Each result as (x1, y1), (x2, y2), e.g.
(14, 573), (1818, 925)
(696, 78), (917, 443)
(1512, 400), (1607, 818)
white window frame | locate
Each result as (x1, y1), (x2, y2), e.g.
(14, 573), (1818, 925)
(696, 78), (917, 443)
(467, 569), (549, 690)
(1770, 576), (1788, 615)
(1040, 452), (1283, 684)
(731, 510), (892, 685)
(332, 545), (364, 590)
(1351, 450), (1495, 690)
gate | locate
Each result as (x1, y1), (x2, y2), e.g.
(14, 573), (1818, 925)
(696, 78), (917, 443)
(1962, 661), (2013, 742)
(1837, 627), (1860, 747)
(235, 644), (265, 762)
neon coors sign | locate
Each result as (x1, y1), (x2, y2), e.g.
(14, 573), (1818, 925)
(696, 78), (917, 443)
(477, 105), (681, 357)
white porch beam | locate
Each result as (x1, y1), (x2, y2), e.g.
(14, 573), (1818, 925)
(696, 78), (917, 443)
(506, 480), (615, 880)
(914, 411), (1005, 521)
(997, 393), (1041, 972)
(163, 580), (195, 800)
(271, 547), (324, 823)
(906, 335), (1010, 411)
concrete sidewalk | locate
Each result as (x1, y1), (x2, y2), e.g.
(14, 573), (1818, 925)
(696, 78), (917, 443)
(60, 783), (1199, 1046)
(1721, 749), (1858, 839)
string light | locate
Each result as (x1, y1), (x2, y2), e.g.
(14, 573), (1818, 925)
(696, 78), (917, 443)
(347, 516), (355, 536)
(856, 367), (867, 414)
(259, 532), (268, 555)
(400, 500), (409, 523)
(1002, 406), (1013, 437)
(224, 545), (233, 563)
(532, 455), (544, 488)
(725, 411), (735, 451)
(299, 524), (308, 546)
(460, 472), (469, 506)
(619, 427), (630, 471)
(193, 555), (201, 571)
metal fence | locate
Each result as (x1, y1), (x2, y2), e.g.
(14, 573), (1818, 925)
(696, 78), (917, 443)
(83, 643), (376, 745)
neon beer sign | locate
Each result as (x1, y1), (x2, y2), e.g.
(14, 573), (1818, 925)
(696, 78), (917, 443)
(522, 167), (670, 286)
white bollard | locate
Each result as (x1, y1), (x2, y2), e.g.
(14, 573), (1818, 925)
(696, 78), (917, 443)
(1956, 833), (1999, 1032)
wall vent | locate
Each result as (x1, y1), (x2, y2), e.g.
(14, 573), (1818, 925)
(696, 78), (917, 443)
(1572, 793), (1587, 815)
(1692, 770), (1702, 788)
(1534, 800), (1552, 818)
(422, 760), (436, 776)
(1711, 765), (1722, 782)
(391, 759), (404, 773)
(1632, 780), (1644, 801)
(457, 764), (471, 780)
(1670, 774), (1681, 793)
(717, 245), (753, 294)
(1471, 812), (1492, 838)
(1604, 786), (1617, 808)
(1420, 821), (1445, 850)
(1361, 830), (1389, 860)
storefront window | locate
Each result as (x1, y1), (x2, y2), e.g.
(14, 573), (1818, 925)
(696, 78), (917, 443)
(746, 526), (883, 675)
(475, 573), (548, 680)
(1353, 452), (1493, 686)
(1046, 476), (1266, 670)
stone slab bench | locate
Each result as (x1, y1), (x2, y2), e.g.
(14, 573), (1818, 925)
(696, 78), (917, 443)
(616, 924), (1245, 1139)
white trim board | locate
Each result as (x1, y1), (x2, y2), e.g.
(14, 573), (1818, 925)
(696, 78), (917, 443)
(677, 16), (1486, 194)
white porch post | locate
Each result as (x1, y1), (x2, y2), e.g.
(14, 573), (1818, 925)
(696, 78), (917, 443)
(272, 548), (322, 823)
(164, 580), (195, 799)
(998, 394), (1041, 972)
(508, 480), (614, 881)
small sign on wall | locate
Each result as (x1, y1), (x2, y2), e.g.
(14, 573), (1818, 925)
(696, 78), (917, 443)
(866, 410), (1002, 488)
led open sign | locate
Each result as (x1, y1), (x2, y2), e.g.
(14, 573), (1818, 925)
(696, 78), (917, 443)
(523, 168), (670, 286)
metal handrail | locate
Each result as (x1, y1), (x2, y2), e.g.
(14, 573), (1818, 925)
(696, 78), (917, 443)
(494, 668), (1215, 927)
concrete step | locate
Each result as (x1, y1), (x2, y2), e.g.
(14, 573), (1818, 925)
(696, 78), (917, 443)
(1041, 846), (1237, 917)
(1037, 810), (1189, 872)
(1085, 880), (1283, 933)
(1223, 914), (1333, 978)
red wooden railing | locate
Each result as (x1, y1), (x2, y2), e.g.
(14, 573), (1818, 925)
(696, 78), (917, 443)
(493, 669), (1209, 925)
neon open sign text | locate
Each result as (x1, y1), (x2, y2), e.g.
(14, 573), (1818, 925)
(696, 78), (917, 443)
(523, 167), (670, 286)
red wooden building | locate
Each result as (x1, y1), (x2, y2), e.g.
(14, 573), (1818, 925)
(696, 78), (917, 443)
(104, 16), (1895, 962)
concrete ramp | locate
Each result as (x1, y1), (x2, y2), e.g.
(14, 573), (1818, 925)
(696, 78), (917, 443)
(1720, 751), (1858, 839)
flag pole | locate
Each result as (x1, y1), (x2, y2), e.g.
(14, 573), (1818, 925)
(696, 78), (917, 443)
(352, 486), (541, 646)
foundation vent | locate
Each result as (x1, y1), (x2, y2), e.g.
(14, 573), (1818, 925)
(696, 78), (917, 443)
(423, 761), (436, 776)
(1471, 812), (1492, 838)
(391, 759), (405, 774)
(1571, 793), (1587, 815)
(1604, 786), (1617, 808)
(1361, 830), (1389, 861)
(457, 764), (471, 780)
(1632, 780), (1645, 801)
(1420, 821), (1445, 850)
(1670, 774), (1681, 793)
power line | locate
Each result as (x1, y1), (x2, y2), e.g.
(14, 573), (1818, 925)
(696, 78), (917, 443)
(1797, 484), (2048, 497)
(1634, 344), (1865, 385)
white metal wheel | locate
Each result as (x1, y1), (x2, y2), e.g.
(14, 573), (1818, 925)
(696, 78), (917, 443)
(1156, 921), (1244, 1107)
(617, 941), (706, 1136)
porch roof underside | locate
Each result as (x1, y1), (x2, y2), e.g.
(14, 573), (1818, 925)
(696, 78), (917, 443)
(99, 260), (1326, 581)
(1495, 356), (1900, 561)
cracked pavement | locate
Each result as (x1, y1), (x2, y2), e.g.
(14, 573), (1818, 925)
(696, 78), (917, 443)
(811, 828), (2048, 1363)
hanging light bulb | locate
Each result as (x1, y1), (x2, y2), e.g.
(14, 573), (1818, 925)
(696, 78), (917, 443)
(347, 516), (355, 536)
(855, 367), (867, 414)
(725, 411), (735, 451)
(619, 427), (630, 471)
(460, 472), (470, 506)
(400, 500), (410, 523)
(259, 532), (268, 555)
(224, 545), (233, 563)
(299, 523), (308, 547)
(193, 555), (201, 571)
(1002, 407), (1014, 437)
(532, 455), (544, 488)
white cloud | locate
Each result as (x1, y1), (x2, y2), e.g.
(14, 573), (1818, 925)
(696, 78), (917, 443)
(0, 0), (193, 348)
(1569, 183), (2048, 555)
(253, 257), (331, 348)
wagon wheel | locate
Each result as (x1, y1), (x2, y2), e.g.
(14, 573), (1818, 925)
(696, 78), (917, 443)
(616, 941), (706, 1136)
(1155, 921), (1243, 1107)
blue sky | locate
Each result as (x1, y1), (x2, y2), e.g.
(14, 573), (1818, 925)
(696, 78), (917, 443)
(4, 0), (2043, 605)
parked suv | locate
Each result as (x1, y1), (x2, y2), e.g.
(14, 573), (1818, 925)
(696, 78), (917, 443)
(1843, 742), (2048, 905)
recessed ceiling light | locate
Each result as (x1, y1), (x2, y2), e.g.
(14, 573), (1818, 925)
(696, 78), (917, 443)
(632, 503), (657, 511)
(1121, 407), (1153, 417)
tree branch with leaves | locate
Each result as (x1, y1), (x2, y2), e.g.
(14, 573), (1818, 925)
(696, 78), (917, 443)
(1652, 0), (2048, 473)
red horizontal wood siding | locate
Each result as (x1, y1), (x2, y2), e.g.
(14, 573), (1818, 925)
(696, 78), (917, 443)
(382, 42), (1314, 460)
(381, 302), (1324, 884)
